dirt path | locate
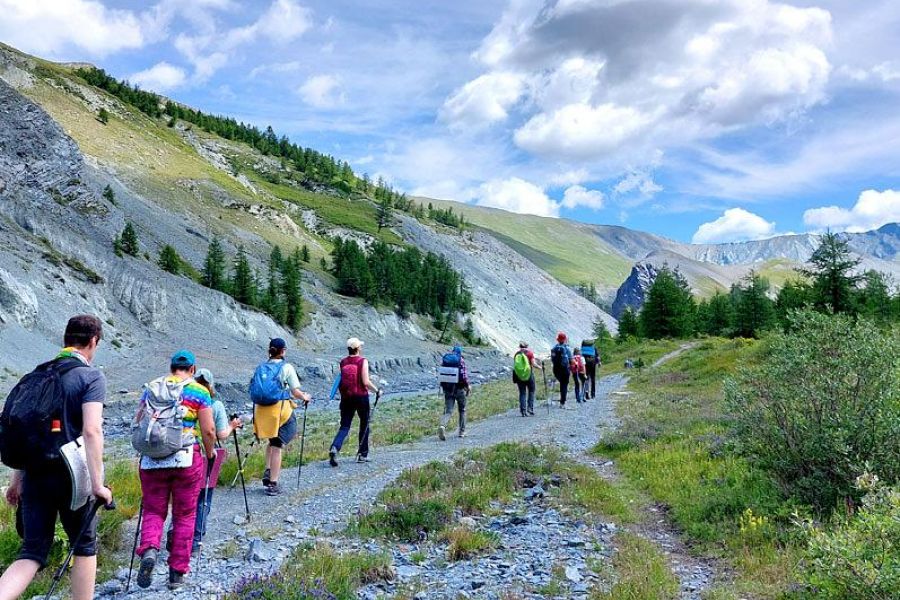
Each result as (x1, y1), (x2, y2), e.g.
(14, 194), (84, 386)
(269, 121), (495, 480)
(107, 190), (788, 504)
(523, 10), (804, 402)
(100, 344), (715, 599)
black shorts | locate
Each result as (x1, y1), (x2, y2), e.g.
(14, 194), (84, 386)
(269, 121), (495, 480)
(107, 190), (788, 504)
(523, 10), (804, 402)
(269, 413), (298, 448)
(18, 461), (98, 568)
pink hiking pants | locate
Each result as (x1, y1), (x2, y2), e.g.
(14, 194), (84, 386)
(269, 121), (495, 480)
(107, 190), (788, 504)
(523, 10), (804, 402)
(137, 446), (204, 574)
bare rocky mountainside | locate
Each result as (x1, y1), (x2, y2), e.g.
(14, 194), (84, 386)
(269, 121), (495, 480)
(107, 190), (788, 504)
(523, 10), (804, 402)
(0, 44), (614, 405)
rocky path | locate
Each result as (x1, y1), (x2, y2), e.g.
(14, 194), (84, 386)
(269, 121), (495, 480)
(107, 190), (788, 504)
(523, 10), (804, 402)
(96, 345), (715, 599)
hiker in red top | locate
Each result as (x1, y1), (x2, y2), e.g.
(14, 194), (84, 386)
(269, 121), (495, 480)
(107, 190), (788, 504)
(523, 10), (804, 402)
(328, 338), (380, 467)
(571, 347), (587, 404)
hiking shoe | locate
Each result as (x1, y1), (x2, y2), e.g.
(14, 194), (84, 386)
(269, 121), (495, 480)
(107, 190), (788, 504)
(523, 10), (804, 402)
(165, 529), (173, 553)
(438, 425), (446, 441)
(458, 431), (468, 438)
(136, 548), (157, 589)
(262, 468), (271, 487)
(527, 410), (535, 416)
(265, 482), (282, 496)
(167, 568), (184, 591)
(521, 411), (527, 417)
(329, 448), (338, 467)
(191, 543), (200, 559)
(357, 455), (370, 463)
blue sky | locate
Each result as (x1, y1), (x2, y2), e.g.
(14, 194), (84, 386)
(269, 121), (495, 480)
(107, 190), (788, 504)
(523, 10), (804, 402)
(3, 0), (900, 243)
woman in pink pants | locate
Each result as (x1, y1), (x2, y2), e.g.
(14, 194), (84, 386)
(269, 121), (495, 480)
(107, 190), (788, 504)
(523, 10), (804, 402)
(134, 350), (216, 591)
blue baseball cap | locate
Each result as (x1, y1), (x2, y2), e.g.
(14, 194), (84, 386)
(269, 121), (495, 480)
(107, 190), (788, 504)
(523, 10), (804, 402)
(269, 338), (287, 351)
(170, 349), (196, 370)
(452, 345), (463, 355)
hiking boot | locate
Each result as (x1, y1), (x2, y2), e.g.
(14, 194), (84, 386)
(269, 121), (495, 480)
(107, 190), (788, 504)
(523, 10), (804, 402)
(356, 455), (370, 463)
(527, 410), (535, 416)
(438, 425), (446, 441)
(521, 410), (527, 417)
(265, 482), (282, 496)
(165, 529), (173, 553)
(136, 548), (157, 589)
(191, 543), (201, 559)
(329, 448), (338, 467)
(262, 468), (271, 487)
(168, 568), (184, 590)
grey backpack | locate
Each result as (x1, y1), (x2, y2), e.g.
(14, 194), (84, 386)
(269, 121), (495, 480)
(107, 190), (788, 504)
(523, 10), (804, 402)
(131, 377), (191, 459)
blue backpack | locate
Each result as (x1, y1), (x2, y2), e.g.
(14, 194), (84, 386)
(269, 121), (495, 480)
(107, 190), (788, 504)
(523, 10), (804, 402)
(249, 361), (290, 406)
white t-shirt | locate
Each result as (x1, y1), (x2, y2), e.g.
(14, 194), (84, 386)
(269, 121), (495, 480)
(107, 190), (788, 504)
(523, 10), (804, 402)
(270, 359), (301, 392)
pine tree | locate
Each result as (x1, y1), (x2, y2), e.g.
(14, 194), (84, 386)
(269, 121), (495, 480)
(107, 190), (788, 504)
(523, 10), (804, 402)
(102, 185), (116, 206)
(592, 317), (612, 342)
(732, 273), (776, 338)
(300, 244), (310, 263)
(802, 232), (861, 314)
(775, 280), (813, 327)
(857, 270), (895, 323)
(120, 222), (139, 256)
(639, 266), (696, 339)
(376, 195), (392, 231)
(231, 245), (256, 305)
(158, 245), (181, 274)
(617, 308), (640, 341)
(701, 291), (736, 336)
(202, 238), (228, 291)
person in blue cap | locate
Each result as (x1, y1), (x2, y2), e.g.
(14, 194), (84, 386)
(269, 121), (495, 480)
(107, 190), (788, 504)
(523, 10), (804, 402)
(438, 346), (470, 440)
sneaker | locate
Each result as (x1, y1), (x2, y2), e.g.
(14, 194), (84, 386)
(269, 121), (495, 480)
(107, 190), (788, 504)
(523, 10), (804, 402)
(168, 568), (184, 591)
(458, 431), (467, 438)
(329, 448), (338, 467)
(265, 482), (282, 496)
(438, 425), (446, 441)
(357, 455), (370, 463)
(527, 410), (535, 416)
(136, 548), (157, 589)
(262, 468), (271, 487)
(521, 411), (527, 417)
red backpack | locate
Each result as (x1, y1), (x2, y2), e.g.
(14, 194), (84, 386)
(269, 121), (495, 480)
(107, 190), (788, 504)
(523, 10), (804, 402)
(338, 355), (367, 398)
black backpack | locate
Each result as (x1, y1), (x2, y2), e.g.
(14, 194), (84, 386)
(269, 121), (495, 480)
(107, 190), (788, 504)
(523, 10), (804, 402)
(550, 344), (566, 369)
(0, 358), (86, 470)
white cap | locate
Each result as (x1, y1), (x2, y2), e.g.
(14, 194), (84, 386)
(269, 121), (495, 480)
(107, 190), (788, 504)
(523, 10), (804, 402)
(347, 337), (364, 350)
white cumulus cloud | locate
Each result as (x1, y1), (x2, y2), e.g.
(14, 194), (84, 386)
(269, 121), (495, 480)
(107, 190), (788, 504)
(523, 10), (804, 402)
(475, 177), (559, 218)
(440, 72), (526, 130)
(0, 0), (146, 58)
(692, 208), (776, 244)
(130, 62), (187, 92)
(298, 74), (344, 108)
(561, 185), (605, 210)
(803, 189), (900, 233)
(514, 103), (654, 159)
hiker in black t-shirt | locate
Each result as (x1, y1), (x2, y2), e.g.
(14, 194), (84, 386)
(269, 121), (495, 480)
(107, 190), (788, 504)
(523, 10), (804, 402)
(0, 315), (112, 600)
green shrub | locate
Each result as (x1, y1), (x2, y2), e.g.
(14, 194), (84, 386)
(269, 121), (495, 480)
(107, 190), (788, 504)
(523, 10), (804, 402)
(725, 311), (900, 513)
(798, 477), (900, 599)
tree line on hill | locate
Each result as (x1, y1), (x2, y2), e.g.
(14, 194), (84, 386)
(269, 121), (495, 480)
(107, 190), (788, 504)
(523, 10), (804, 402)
(330, 238), (474, 325)
(74, 67), (466, 233)
(597, 232), (900, 343)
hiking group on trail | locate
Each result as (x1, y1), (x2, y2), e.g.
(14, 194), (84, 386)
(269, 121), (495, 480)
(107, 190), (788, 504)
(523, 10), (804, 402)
(0, 314), (602, 597)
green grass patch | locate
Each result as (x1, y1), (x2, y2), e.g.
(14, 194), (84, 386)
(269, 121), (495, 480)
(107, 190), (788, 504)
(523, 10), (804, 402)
(227, 542), (393, 600)
(352, 442), (635, 542)
(442, 526), (500, 561)
(592, 532), (679, 600)
(594, 338), (803, 598)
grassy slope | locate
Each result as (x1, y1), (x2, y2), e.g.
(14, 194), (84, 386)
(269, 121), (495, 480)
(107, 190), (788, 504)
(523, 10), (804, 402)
(424, 198), (633, 292)
(596, 338), (801, 599)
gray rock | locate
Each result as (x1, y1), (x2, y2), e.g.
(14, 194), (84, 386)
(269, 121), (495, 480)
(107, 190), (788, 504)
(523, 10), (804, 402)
(245, 538), (270, 562)
(565, 565), (583, 583)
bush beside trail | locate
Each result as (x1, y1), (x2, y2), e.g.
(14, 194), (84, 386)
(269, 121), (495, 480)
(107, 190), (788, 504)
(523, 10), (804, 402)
(725, 311), (900, 513)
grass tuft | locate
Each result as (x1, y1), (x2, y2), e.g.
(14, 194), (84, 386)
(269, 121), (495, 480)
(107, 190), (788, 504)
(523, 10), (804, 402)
(592, 533), (679, 600)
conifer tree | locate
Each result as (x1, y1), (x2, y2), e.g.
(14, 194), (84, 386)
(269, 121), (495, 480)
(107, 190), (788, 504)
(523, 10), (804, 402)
(731, 273), (776, 338)
(158, 245), (181, 274)
(231, 245), (256, 305)
(102, 185), (116, 206)
(802, 232), (861, 314)
(639, 266), (696, 339)
(120, 222), (139, 256)
(300, 244), (310, 263)
(617, 308), (640, 340)
(376, 195), (392, 231)
(202, 238), (227, 291)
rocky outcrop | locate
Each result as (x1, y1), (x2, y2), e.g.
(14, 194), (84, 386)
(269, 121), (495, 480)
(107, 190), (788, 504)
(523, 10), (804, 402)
(611, 263), (658, 318)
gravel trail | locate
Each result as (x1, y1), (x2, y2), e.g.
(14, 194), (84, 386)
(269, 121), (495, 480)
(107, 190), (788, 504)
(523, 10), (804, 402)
(97, 344), (715, 599)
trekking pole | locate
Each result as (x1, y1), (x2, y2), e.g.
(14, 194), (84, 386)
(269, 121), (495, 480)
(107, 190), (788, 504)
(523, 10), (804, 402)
(541, 360), (550, 415)
(357, 389), (382, 460)
(45, 498), (116, 600)
(195, 453), (214, 578)
(125, 500), (144, 592)
(296, 402), (309, 491)
(230, 421), (251, 523)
